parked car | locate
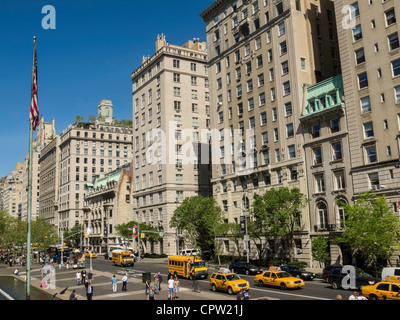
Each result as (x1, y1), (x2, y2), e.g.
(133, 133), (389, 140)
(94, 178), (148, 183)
(279, 265), (315, 280)
(228, 262), (263, 275)
(322, 264), (343, 282)
(328, 266), (379, 290)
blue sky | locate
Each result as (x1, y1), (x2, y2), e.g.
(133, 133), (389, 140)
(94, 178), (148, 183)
(0, 0), (213, 178)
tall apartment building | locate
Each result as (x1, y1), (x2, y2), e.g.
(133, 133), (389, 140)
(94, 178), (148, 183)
(131, 35), (211, 256)
(334, 0), (400, 264)
(21, 117), (56, 221)
(0, 163), (24, 218)
(335, 1), (400, 199)
(201, 0), (340, 263)
(38, 135), (61, 226)
(57, 100), (133, 235)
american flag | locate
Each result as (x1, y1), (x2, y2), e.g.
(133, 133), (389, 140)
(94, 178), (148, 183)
(29, 39), (39, 131)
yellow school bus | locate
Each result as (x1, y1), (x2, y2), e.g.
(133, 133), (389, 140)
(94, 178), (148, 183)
(168, 255), (208, 280)
(112, 250), (134, 267)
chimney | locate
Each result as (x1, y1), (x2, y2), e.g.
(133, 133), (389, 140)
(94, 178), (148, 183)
(156, 33), (167, 51)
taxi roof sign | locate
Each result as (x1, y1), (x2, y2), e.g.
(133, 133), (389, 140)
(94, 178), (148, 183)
(384, 275), (400, 283)
(218, 268), (231, 274)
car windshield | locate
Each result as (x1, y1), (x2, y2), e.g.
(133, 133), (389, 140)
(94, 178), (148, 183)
(122, 255), (131, 259)
(226, 274), (241, 281)
(192, 261), (205, 268)
(276, 272), (292, 278)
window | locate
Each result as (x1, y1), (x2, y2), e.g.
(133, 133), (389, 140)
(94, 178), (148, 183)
(395, 86), (400, 104)
(279, 41), (287, 55)
(366, 145), (377, 164)
(355, 48), (365, 65)
(313, 147), (322, 164)
(368, 172), (379, 190)
(315, 174), (325, 193)
(260, 112), (267, 126)
(358, 72), (368, 89)
(334, 170), (346, 190)
(385, 8), (396, 26)
(288, 144), (296, 159)
(285, 102), (292, 117)
(392, 59), (400, 77)
(331, 118), (340, 133)
(388, 33), (399, 51)
(312, 124), (320, 138)
(286, 123), (294, 138)
(283, 81), (291, 95)
(317, 203), (328, 229)
(361, 96), (371, 113)
(350, 2), (359, 19)
(352, 25), (363, 42)
(332, 142), (343, 160)
(281, 61), (289, 75)
(363, 122), (374, 139)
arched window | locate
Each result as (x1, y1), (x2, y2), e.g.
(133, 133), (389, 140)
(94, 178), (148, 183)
(335, 197), (348, 230)
(317, 202), (328, 230)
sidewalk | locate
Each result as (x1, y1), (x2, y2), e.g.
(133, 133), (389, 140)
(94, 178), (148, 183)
(0, 262), (238, 301)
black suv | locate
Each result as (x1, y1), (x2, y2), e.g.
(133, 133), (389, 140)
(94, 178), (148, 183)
(322, 264), (343, 282)
(279, 265), (315, 280)
(228, 262), (263, 275)
(328, 266), (379, 290)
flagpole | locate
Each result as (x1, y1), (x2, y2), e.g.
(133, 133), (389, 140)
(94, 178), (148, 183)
(26, 36), (36, 301)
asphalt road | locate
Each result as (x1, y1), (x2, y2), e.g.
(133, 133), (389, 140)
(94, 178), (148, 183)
(90, 257), (340, 300)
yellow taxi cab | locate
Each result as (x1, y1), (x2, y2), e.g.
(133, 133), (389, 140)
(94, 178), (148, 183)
(254, 270), (305, 290)
(210, 268), (250, 295)
(361, 278), (400, 300)
(85, 251), (97, 258)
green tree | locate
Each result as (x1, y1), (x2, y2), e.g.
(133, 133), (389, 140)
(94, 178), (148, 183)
(115, 221), (161, 253)
(31, 218), (59, 251)
(336, 191), (400, 272)
(88, 115), (96, 123)
(252, 187), (309, 261)
(62, 224), (83, 248)
(312, 235), (330, 267)
(170, 196), (224, 255)
(73, 115), (84, 124)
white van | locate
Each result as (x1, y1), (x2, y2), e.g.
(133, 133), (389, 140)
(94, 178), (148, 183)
(178, 249), (201, 256)
(381, 267), (400, 281)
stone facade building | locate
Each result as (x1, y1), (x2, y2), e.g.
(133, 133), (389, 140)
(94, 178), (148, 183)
(201, 0), (340, 263)
(131, 35), (212, 255)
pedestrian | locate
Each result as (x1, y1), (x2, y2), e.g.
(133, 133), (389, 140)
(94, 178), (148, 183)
(81, 268), (87, 284)
(158, 272), (163, 290)
(148, 286), (156, 300)
(168, 275), (174, 300)
(69, 290), (78, 300)
(145, 277), (151, 295)
(88, 271), (94, 283)
(154, 273), (160, 294)
(349, 291), (358, 300)
(357, 293), (368, 300)
(122, 273), (128, 291)
(76, 271), (81, 285)
(237, 288), (244, 300)
(111, 275), (117, 293)
(242, 289), (251, 300)
(85, 281), (93, 300)
(9, 258), (12, 267)
(174, 277), (180, 300)
(14, 268), (19, 276)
